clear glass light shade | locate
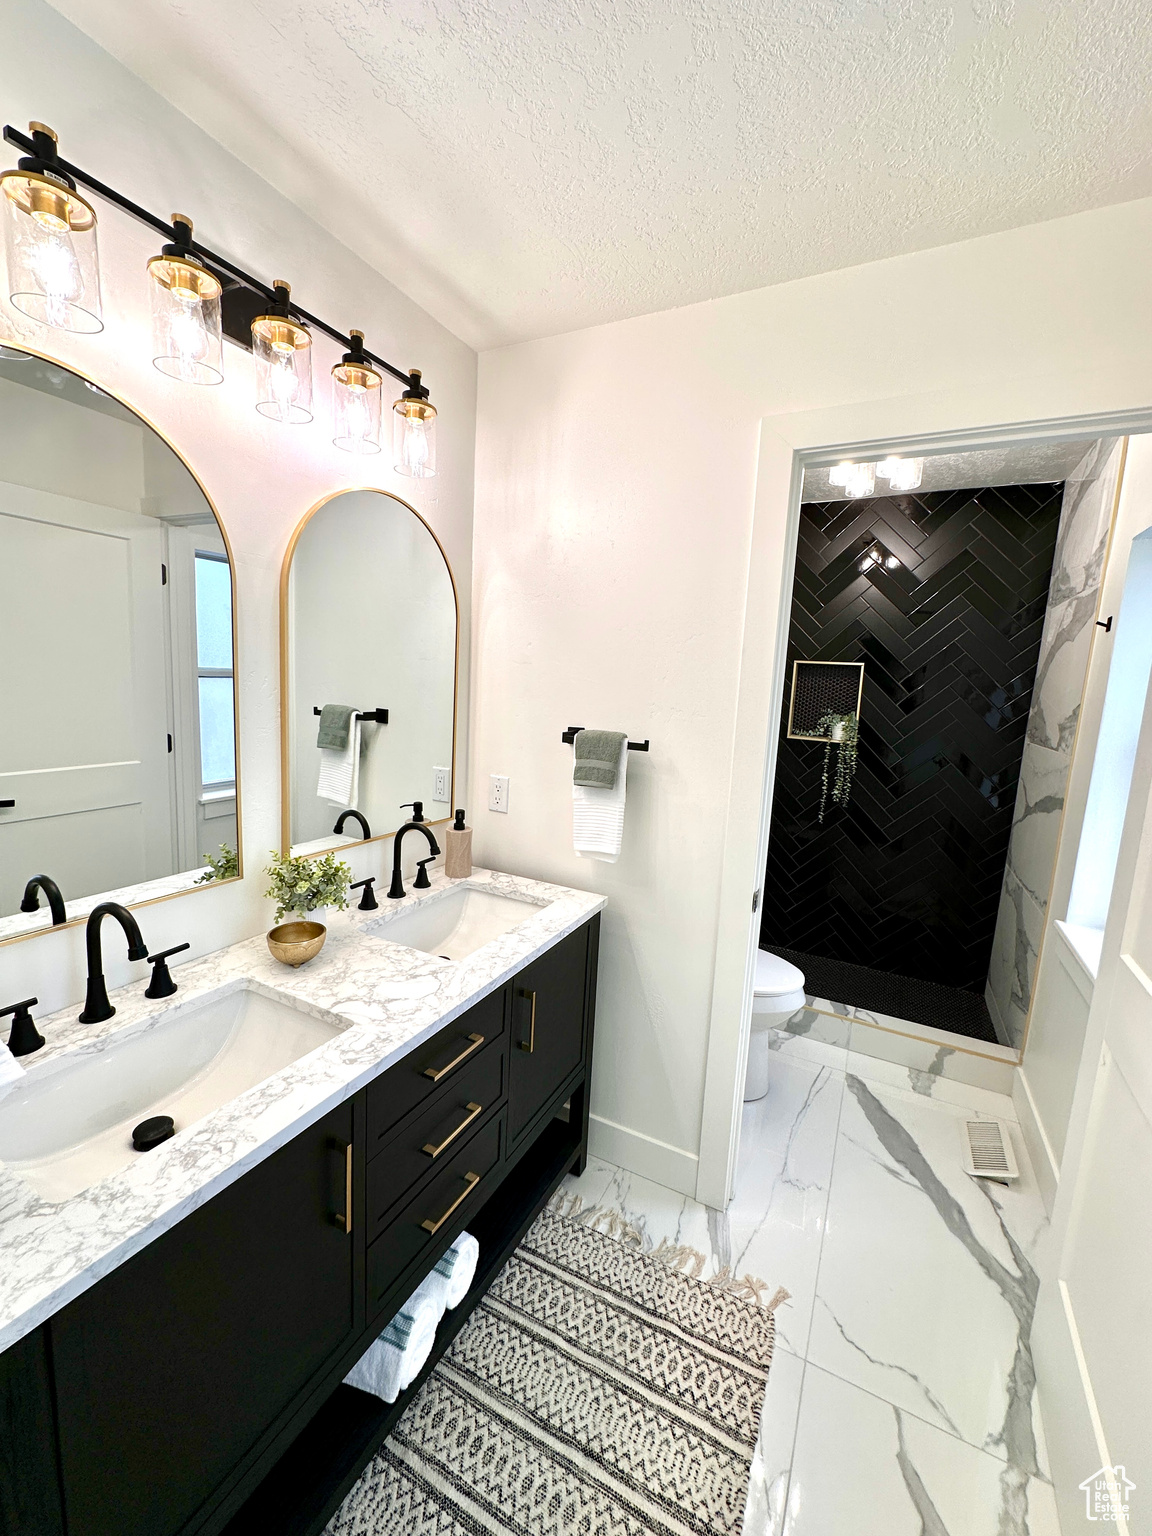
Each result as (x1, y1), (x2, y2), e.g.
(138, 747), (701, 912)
(252, 315), (312, 423)
(332, 361), (382, 453)
(148, 255), (223, 385)
(392, 397), (437, 477)
(829, 461), (875, 499)
(1, 171), (102, 333)
(877, 456), (924, 491)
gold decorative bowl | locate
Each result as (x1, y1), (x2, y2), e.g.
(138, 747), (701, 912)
(266, 920), (326, 967)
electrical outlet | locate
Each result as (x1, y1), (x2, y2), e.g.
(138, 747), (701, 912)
(488, 774), (509, 813)
(432, 766), (450, 802)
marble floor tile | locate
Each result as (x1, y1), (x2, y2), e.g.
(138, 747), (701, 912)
(767, 1026), (849, 1074)
(808, 1074), (1049, 1476)
(742, 1347), (806, 1536)
(782, 1364), (1061, 1536)
(843, 1048), (1020, 1118)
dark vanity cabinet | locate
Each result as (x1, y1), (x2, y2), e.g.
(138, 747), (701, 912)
(0, 914), (599, 1536)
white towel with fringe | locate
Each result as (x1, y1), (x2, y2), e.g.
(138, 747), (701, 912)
(343, 1284), (440, 1404)
(573, 734), (629, 862)
(317, 713), (360, 808)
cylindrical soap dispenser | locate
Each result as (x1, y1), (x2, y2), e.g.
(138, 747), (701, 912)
(444, 809), (472, 878)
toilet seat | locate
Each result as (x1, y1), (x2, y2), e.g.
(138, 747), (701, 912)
(752, 949), (806, 1017)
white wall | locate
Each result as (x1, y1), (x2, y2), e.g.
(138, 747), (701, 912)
(0, 0), (476, 1015)
(472, 195), (1152, 1200)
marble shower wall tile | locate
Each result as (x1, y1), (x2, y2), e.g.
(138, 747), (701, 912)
(987, 438), (1123, 1048)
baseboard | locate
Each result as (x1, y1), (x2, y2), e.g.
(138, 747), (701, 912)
(1014, 1066), (1060, 1215)
(587, 1114), (699, 1198)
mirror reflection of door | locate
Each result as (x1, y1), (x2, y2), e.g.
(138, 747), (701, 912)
(0, 351), (239, 936)
(283, 489), (456, 855)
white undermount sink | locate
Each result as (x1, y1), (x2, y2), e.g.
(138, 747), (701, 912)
(0, 986), (344, 1203)
(366, 885), (542, 961)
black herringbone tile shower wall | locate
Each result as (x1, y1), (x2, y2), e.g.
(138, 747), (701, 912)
(761, 484), (1063, 994)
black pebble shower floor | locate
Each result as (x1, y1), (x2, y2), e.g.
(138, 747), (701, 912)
(774, 948), (1000, 1045)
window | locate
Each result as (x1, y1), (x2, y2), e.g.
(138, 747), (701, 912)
(194, 551), (235, 790)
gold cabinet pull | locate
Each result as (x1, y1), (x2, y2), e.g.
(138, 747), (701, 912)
(335, 1141), (353, 1233)
(421, 1170), (480, 1234)
(423, 1102), (482, 1158)
(518, 990), (537, 1053)
(423, 1032), (484, 1082)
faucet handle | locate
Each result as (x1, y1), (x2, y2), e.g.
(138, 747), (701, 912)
(145, 943), (190, 1000)
(1, 997), (45, 1057)
(350, 876), (378, 911)
(400, 801), (425, 822)
(414, 857), (436, 890)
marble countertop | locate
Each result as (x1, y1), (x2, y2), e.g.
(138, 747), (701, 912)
(0, 868), (603, 1353)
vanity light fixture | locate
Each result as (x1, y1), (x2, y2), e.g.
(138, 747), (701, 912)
(393, 369), (437, 477)
(1, 123), (102, 333)
(332, 329), (382, 453)
(829, 461), (875, 499)
(0, 121), (439, 471)
(147, 214), (223, 384)
(877, 455), (924, 492)
(251, 281), (313, 424)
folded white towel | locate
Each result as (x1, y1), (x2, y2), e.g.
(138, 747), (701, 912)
(343, 1285), (440, 1404)
(415, 1231), (479, 1312)
(317, 713), (360, 808)
(0, 1040), (24, 1102)
(573, 734), (629, 862)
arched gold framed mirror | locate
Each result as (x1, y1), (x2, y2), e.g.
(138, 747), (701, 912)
(0, 343), (241, 945)
(279, 488), (458, 856)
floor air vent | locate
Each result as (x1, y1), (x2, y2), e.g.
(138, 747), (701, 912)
(960, 1119), (1018, 1181)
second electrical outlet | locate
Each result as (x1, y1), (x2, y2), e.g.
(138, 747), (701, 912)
(488, 774), (509, 813)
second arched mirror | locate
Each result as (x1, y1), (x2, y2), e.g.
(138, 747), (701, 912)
(281, 489), (458, 855)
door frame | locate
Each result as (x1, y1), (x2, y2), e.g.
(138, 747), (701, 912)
(696, 393), (1152, 1210)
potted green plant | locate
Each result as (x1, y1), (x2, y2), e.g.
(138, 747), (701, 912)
(196, 843), (239, 883)
(816, 710), (859, 823)
(263, 850), (351, 966)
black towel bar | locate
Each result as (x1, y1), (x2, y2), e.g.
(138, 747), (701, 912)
(313, 708), (389, 724)
(562, 726), (649, 751)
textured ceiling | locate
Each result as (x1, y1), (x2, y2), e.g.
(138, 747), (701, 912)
(47, 0), (1152, 349)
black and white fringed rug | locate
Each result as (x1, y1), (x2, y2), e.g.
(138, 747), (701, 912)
(327, 1201), (781, 1536)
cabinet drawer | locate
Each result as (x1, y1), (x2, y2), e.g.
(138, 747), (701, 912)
(366, 1042), (505, 1239)
(366, 1114), (503, 1321)
(367, 986), (507, 1154)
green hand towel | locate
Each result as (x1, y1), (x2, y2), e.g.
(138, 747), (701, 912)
(317, 704), (355, 750)
(573, 729), (626, 789)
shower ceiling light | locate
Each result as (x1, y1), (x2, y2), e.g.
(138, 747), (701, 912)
(332, 329), (382, 454)
(393, 369), (437, 478)
(877, 456), (923, 491)
(251, 281), (313, 424)
(147, 214), (222, 385)
(829, 461), (875, 499)
(1, 122), (102, 333)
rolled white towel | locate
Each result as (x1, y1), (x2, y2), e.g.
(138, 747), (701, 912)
(343, 1286), (440, 1403)
(0, 1040), (24, 1103)
(415, 1231), (479, 1312)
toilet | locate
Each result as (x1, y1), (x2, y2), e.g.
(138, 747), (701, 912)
(744, 949), (807, 1102)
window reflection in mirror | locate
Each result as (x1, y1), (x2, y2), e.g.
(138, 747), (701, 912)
(283, 490), (456, 855)
(0, 348), (240, 941)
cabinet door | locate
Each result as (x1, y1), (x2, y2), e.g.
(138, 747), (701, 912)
(52, 1100), (356, 1536)
(508, 922), (590, 1144)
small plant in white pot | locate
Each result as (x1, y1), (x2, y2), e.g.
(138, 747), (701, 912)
(263, 850), (351, 966)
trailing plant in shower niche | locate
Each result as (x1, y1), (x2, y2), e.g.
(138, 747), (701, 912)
(197, 844), (239, 883)
(816, 711), (859, 823)
(264, 850), (351, 921)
